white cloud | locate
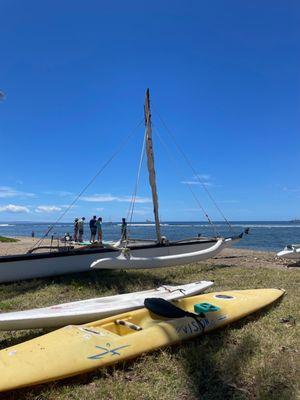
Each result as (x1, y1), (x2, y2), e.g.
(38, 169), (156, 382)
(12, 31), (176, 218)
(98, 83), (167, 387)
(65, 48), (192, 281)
(44, 190), (74, 197)
(126, 196), (152, 204)
(95, 207), (104, 211)
(181, 180), (213, 186)
(181, 180), (203, 185)
(0, 204), (30, 213)
(181, 173), (214, 186)
(282, 186), (300, 193)
(81, 194), (117, 202)
(81, 194), (152, 204)
(0, 186), (35, 198)
(196, 174), (211, 181)
(133, 208), (152, 215)
(35, 205), (62, 213)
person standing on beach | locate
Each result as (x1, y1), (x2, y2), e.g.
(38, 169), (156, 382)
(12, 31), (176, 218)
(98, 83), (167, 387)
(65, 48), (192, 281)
(78, 217), (85, 242)
(121, 217), (127, 241)
(96, 217), (103, 243)
(89, 216), (97, 243)
(73, 218), (79, 242)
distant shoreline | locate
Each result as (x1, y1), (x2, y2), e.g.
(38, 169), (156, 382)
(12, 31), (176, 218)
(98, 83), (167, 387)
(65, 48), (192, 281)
(1, 220), (300, 224)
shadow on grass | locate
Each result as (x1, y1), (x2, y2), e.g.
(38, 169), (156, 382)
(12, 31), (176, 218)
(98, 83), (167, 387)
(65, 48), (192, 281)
(182, 328), (295, 399)
(287, 261), (300, 268)
(0, 268), (177, 302)
(215, 255), (243, 259)
(180, 296), (296, 400)
(201, 263), (233, 271)
(179, 331), (255, 399)
(0, 279), (48, 301)
(0, 329), (44, 350)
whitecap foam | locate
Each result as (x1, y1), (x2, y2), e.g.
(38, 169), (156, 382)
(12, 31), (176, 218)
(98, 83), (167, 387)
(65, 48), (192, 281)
(117, 223), (170, 227)
(230, 224), (300, 229)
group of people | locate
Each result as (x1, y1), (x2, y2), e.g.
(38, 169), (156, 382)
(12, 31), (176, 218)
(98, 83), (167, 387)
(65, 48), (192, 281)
(73, 216), (102, 243)
(73, 217), (127, 243)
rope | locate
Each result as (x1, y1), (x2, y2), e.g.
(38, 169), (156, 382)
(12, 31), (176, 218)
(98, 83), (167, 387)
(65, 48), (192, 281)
(126, 130), (147, 241)
(153, 105), (233, 232)
(30, 119), (144, 251)
(153, 126), (218, 237)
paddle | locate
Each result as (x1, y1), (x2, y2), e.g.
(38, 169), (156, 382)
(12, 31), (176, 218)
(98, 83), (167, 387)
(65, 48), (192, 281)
(144, 298), (205, 327)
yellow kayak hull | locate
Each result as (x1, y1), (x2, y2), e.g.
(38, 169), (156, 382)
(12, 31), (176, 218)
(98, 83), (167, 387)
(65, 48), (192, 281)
(0, 288), (284, 391)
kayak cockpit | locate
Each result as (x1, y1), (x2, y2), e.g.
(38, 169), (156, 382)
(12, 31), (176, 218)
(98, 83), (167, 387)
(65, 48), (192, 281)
(100, 320), (140, 335)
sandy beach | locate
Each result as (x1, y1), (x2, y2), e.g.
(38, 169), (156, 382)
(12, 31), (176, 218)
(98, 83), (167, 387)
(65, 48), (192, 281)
(0, 236), (56, 256)
(0, 236), (299, 270)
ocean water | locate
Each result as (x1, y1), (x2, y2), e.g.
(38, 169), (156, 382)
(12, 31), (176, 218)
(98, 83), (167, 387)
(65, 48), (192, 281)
(1, 221), (300, 252)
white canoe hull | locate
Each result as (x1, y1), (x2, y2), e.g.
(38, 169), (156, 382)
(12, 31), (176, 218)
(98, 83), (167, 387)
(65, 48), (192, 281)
(91, 238), (226, 270)
(0, 281), (213, 330)
(0, 249), (118, 283)
(277, 244), (300, 260)
(0, 238), (223, 283)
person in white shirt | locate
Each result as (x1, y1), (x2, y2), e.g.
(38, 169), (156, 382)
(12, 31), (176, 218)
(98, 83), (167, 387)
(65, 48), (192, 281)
(96, 217), (103, 243)
(78, 217), (85, 242)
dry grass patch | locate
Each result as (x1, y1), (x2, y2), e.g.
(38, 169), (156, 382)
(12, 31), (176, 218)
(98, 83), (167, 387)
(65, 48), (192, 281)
(0, 236), (19, 243)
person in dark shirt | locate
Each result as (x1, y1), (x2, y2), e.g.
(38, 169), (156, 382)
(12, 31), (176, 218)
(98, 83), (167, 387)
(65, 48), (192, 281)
(89, 216), (97, 242)
(121, 217), (127, 241)
(73, 218), (79, 242)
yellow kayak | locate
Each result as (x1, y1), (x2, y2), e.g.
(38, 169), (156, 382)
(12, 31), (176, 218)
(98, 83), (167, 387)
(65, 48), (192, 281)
(0, 288), (284, 392)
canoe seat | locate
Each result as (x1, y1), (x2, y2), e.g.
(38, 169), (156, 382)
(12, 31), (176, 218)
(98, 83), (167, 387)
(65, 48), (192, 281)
(115, 319), (142, 331)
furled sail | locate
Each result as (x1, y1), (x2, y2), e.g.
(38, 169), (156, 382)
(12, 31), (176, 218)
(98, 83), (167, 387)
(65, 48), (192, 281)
(144, 89), (162, 243)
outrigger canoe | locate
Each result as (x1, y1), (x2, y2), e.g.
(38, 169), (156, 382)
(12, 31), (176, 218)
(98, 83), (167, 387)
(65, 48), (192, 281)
(0, 288), (284, 392)
(277, 244), (300, 260)
(0, 281), (213, 330)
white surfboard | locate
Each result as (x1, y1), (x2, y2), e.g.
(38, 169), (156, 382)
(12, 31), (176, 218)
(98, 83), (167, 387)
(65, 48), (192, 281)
(0, 281), (213, 331)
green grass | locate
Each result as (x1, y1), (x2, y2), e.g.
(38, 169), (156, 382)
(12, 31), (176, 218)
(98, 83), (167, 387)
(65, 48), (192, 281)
(0, 236), (19, 243)
(0, 262), (299, 400)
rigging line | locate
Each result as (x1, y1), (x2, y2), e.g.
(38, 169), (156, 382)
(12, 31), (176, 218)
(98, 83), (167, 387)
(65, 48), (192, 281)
(126, 130), (147, 241)
(153, 126), (219, 237)
(152, 104), (233, 232)
(30, 119), (144, 251)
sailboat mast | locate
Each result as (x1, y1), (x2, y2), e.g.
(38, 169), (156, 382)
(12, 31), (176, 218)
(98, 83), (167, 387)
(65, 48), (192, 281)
(144, 88), (162, 243)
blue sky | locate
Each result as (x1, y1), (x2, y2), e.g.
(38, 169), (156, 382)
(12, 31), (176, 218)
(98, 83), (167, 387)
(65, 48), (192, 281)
(0, 1), (299, 222)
